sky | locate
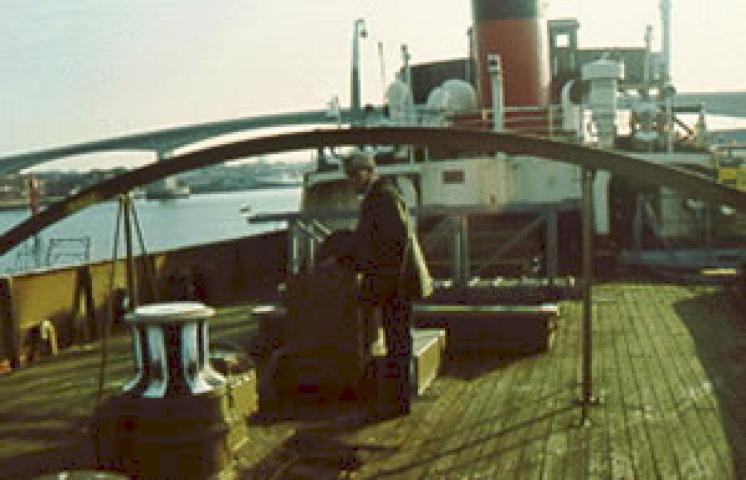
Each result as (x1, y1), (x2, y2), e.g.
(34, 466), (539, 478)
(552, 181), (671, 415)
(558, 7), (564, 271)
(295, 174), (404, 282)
(1, 0), (745, 171)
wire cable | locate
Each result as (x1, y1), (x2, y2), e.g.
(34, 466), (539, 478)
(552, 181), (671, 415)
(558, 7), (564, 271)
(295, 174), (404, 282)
(93, 196), (123, 463)
(130, 201), (158, 302)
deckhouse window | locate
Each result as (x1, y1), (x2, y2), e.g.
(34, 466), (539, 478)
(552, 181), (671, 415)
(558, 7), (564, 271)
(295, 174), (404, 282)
(442, 169), (465, 184)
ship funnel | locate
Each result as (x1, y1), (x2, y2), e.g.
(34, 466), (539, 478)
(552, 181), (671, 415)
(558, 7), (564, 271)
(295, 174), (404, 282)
(471, 0), (549, 108)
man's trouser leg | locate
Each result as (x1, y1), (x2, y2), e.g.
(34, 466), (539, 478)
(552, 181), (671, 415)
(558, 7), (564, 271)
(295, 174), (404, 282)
(381, 296), (413, 414)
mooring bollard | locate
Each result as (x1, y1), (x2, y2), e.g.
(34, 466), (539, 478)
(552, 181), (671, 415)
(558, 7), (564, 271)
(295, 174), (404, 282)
(123, 302), (225, 397)
(97, 302), (249, 479)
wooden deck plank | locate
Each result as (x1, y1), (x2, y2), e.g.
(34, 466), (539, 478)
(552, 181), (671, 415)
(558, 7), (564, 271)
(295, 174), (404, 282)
(601, 294), (640, 480)
(651, 285), (740, 478)
(449, 355), (518, 478)
(585, 301), (613, 480)
(656, 286), (743, 478)
(630, 285), (694, 478)
(645, 286), (728, 478)
(357, 375), (472, 478)
(392, 377), (475, 479)
(514, 311), (574, 478)
(472, 349), (548, 478)
(510, 367), (561, 478)
(687, 289), (746, 475)
(426, 355), (527, 478)
(412, 365), (490, 477)
(538, 305), (577, 480)
(630, 284), (692, 478)
(560, 302), (592, 480)
(2, 283), (744, 479)
(612, 286), (665, 479)
(487, 355), (545, 477)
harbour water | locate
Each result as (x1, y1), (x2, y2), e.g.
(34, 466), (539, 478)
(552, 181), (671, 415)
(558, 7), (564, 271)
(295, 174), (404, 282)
(0, 188), (301, 274)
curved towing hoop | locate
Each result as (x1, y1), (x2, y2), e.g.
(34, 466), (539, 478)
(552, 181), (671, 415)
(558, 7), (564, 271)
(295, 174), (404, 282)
(1, 126), (745, 256)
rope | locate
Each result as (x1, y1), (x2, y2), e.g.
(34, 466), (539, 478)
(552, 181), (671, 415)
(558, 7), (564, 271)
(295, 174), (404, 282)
(130, 200), (159, 302)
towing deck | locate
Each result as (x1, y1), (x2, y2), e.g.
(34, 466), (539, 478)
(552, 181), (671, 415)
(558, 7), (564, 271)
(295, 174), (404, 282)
(0, 280), (744, 479)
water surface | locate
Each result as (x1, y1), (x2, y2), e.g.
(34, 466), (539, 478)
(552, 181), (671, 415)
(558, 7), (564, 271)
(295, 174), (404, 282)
(0, 188), (301, 273)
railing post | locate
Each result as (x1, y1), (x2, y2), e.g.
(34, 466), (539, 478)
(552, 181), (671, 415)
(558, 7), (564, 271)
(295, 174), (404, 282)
(460, 215), (470, 285)
(287, 220), (299, 276)
(304, 221), (316, 271)
(121, 194), (139, 309)
(633, 193), (645, 250)
(488, 54), (505, 132)
(0, 276), (20, 369)
(704, 201), (713, 246)
(580, 168), (598, 423)
(451, 215), (469, 287)
(546, 207), (559, 281)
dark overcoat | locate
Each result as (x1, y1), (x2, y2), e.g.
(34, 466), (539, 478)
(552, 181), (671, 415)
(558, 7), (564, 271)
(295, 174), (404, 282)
(355, 178), (432, 303)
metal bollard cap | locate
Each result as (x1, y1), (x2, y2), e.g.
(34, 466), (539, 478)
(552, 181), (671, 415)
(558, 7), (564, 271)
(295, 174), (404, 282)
(125, 301), (215, 324)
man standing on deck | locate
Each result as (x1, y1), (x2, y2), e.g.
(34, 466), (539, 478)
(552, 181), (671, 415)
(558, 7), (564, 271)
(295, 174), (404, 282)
(345, 152), (432, 418)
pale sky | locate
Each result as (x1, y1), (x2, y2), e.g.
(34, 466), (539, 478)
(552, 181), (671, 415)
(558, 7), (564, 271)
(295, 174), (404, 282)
(1, 0), (745, 170)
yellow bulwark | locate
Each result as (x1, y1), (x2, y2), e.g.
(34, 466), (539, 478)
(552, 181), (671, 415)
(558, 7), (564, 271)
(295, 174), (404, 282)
(718, 166), (746, 191)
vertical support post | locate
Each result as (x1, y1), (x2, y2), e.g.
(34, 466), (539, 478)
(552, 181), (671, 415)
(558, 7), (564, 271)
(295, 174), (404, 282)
(450, 214), (470, 287)
(401, 44), (412, 91)
(0, 276), (20, 369)
(633, 193), (644, 250)
(546, 208), (559, 281)
(401, 43), (416, 160)
(121, 194), (139, 309)
(460, 215), (470, 285)
(665, 95), (674, 154)
(303, 221), (317, 272)
(488, 54), (505, 132)
(660, 0), (672, 84)
(351, 18), (367, 124)
(451, 216), (463, 287)
(643, 25), (653, 86)
(704, 202), (713, 246)
(580, 168), (596, 421)
(287, 220), (299, 276)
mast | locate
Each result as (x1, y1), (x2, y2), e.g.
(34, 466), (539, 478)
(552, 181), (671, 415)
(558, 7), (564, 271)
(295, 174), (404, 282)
(350, 18), (367, 123)
(660, 0), (672, 84)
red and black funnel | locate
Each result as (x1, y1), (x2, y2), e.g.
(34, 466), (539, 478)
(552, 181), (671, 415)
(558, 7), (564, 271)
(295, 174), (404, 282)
(471, 0), (549, 108)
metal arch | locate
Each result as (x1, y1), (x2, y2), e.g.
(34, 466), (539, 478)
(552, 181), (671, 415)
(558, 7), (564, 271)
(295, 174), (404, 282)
(1, 126), (745, 256)
(0, 108), (377, 175)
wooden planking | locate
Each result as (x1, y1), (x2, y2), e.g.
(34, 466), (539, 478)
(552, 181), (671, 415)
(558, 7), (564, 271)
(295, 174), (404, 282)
(559, 301), (590, 480)
(586, 300), (612, 480)
(445, 356), (510, 478)
(620, 286), (678, 478)
(1, 283), (744, 479)
(339, 365), (474, 478)
(642, 285), (725, 478)
(516, 306), (575, 479)
(420, 357), (506, 477)
(658, 286), (744, 478)
(472, 352), (541, 477)
(386, 376), (472, 479)
(612, 288), (660, 478)
(627, 285), (689, 477)
(539, 301), (578, 479)
(603, 295), (640, 479)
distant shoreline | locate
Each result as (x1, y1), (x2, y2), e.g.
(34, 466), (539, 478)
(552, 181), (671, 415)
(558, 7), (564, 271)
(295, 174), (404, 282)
(0, 187), (303, 212)
(0, 197), (64, 212)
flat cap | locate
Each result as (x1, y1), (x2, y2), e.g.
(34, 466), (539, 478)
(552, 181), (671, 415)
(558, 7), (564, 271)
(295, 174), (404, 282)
(344, 152), (376, 176)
